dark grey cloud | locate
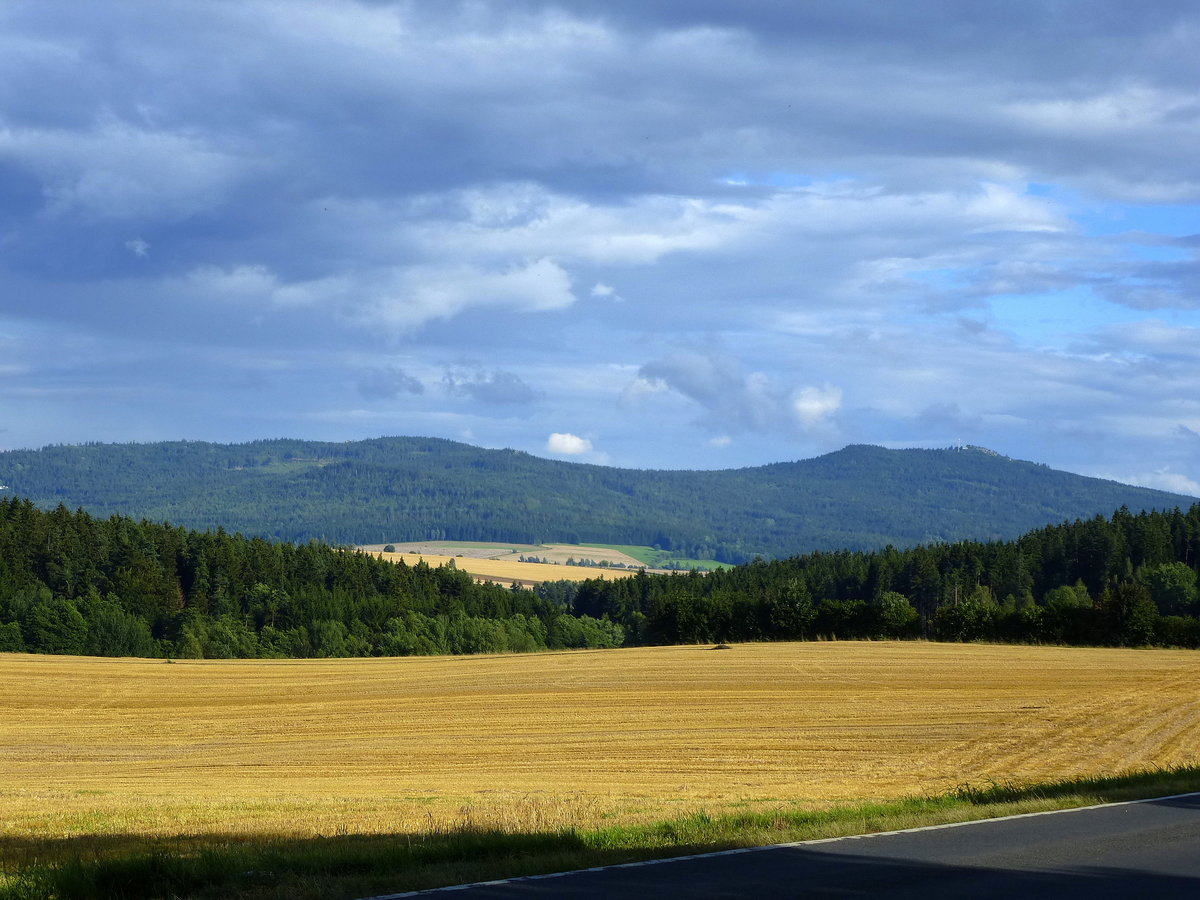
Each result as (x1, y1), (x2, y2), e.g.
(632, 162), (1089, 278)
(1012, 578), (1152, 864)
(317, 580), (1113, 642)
(4, 0), (1196, 227)
(634, 350), (841, 435)
(444, 367), (541, 406)
(1096, 256), (1200, 310)
(916, 403), (983, 439)
(1176, 424), (1200, 444)
(636, 351), (772, 430)
(357, 367), (425, 400)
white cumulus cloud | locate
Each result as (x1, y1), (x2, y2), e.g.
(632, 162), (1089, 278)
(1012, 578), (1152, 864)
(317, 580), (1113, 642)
(374, 258), (575, 329)
(0, 119), (249, 221)
(547, 432), (593, 455)
(792, 385), (843, 427)
(1123, 468), (1200, 498)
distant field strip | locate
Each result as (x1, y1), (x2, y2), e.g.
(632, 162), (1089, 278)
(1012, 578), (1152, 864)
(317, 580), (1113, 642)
(1, 643), (1197, 842)
(371, 550), (641, 584)
(367, 541), (652, 565)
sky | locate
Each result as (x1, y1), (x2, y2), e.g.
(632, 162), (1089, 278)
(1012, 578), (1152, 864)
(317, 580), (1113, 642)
(1, 1), (1199, 494)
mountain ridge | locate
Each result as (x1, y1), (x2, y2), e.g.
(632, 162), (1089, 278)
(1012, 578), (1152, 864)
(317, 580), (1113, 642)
(0, 437), (1190, 563)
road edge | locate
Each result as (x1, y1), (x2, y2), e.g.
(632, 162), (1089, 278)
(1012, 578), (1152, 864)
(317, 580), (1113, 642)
(358, 790), (1200, 899)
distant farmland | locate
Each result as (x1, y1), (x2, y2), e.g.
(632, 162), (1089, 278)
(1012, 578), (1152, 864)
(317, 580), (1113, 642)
(3, 642), (1196, 846)
(369, 550), (642, 586)
(365, 542), (653, 586)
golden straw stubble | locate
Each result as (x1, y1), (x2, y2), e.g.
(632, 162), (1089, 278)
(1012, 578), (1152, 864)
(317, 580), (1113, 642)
(373, 550), (640, 584)
(1, 642), (1197, 840)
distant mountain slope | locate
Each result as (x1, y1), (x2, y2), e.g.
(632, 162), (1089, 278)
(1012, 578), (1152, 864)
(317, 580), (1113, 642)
(0, 438), (1191, 562)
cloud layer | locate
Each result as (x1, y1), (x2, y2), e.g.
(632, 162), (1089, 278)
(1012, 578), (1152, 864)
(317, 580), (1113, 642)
(0, 1), (1198, 494)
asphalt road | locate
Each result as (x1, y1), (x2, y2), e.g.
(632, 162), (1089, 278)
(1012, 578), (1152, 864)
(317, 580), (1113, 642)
(375, 792), (1200, 899)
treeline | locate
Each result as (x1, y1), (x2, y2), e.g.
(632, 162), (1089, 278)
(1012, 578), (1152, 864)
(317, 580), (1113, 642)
(3, 498), (1198, 660)
(0, 498), (623, 659)
(1, 438), (1190, 563)
(556, 504), (1200, 648)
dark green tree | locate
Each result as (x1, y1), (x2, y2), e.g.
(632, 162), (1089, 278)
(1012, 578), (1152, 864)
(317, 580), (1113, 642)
(1139, 562), (1198, 616)
(1100, 582), (1158, 646)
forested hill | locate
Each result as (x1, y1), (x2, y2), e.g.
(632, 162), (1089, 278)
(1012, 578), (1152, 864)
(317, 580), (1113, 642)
(0, 437), (1191, 562)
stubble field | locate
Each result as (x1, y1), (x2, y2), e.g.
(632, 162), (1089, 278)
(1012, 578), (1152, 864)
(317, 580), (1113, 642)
(2, 641), (1197, 849)
(368, 548), (642, 585)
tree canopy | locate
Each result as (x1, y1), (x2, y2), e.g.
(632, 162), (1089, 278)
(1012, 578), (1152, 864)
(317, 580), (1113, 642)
(1, 497), (1197, 659)
(0, 498), (621, 659)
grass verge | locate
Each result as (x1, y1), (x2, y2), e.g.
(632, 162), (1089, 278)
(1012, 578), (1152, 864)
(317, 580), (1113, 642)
(3, 765), (1198, 900)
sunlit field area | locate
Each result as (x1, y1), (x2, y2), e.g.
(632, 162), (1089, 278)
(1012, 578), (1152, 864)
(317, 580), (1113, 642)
(370, 549), (642, 585)
(3, 641), (1197, 849)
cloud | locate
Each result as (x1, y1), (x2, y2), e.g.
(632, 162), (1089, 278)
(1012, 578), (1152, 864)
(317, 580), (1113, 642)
(619, 374), (668, 405)
(1122, 468), (1200, 498)
(1, 0), (1199, 481)
(637, 351), (776, 431)
(791, 385), (842, 427)
(635, 351), (842, 435)
(175, 258), (576, 331)
(916, 402), (984, 438)
(1079, 321), (1200, 362)
(357, 367), (424, 400)
(182, 265), (290, 303)
(372, 259), (576, 329)
(0, 118), (250, 221)
(409, 184), (751, 267)
(1176, 424), (1200, 443)
(444, 367), (540, 405)
(547, 432), (592, 455)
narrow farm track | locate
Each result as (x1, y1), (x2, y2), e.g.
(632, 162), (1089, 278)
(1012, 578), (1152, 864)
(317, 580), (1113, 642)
(1, 643), (1197, 844)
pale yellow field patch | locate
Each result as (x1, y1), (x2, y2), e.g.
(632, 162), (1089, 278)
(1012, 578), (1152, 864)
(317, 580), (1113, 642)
(371, 550), (639, 584)
(362, 541), (646, 568)
(1, 643), (1197, 842)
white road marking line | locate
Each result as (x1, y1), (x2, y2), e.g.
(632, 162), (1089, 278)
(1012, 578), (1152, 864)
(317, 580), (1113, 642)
(356, 790), (1200, 899)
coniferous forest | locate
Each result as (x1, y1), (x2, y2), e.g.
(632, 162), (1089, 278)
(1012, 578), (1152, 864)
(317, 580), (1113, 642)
(2, 496), (1197, 658)
(0, 438), (1191, 562)
(0, 498), (623, 659)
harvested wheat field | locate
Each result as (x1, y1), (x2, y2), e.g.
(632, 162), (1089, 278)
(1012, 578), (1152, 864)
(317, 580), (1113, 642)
(1, 642), (1197, 842)
(364, 541), (649, 568)
(370, 550), (640, 585)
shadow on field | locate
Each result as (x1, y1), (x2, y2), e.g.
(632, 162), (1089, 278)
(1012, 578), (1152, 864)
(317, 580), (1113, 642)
(3, 789), (1199, 899)
(0, 827), (638, 900)
(8, 815), (1198, 900)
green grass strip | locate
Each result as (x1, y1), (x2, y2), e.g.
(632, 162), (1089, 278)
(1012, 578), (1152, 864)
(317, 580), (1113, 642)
(3, 765), (1198, 900)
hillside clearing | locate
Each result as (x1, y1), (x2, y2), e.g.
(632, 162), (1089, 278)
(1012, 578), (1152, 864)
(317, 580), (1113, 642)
(363, 541), (718, 571)
(361, 542), (706, 584)
(368, 549), (642, 585)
